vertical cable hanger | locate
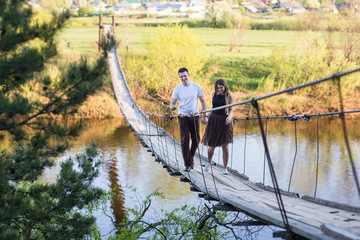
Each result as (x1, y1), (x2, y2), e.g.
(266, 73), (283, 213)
(288, 121), (298, 192)
(192, 116), (212, 198)
(251, 99), (293, 240)
(335, 77), (360, 198)
(314, 114), (320, 197)
(243, 117), (248, 175)
(169, 116), (180, 171)
(230, 119), (236, 169)
(262, 117), (268, 185)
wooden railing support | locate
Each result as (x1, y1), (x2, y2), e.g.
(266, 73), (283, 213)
(112, 15), (115, 37)
(99, 14), (103, 52)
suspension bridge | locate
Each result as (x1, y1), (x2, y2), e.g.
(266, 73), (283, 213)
(103, 25), (360, 240)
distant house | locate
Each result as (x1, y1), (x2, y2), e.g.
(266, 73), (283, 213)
(336, 0), (360, 11)
(69, 3), (79, 11)
(143, 2), (173, 13)
(143, 2), (157, 13)
(157, 4), (173, 13)
(119, 0), (142, 10)
(187, 0), (206, 12)
(69, 0), (80, 11)
(241, 1), (269, 13)
(273, 0), (306, 13)
(113, 6), (130, 15)
(170, 3), (188, 12)
(324, 5), (339, 13)
(90, 1), (109, 13)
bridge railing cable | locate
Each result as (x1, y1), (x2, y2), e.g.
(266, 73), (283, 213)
(252, 100), (293, 239)
(136, 67), (360, 237)
(113, 42), (360, 234)
(336, 78), (360, 198)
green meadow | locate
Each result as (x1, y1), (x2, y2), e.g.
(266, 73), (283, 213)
(60, 26), (301, 59)
(60, 26), (302, 91)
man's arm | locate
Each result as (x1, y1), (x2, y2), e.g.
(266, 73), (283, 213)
(199, 95), (207, 113)
(170, 98), (178, 110)
(199, 95), (208, 124)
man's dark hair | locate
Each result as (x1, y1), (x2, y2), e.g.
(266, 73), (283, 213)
(178, 68), (189, 74)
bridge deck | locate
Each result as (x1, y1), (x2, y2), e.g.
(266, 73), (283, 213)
(105, 26), (360, 240)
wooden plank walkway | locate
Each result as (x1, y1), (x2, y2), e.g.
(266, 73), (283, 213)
(104, 25), (360, 240)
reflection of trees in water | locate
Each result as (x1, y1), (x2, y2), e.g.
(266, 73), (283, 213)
(108, 155), (126, 224)
(99, 122), (140, 225)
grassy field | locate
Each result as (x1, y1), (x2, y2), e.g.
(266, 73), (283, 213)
(59, 24), (359, 116)
(60, 26), (302, 59)
(58, 25), (333, 92)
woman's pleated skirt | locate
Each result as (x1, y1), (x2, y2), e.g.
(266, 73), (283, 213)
(202, 113), (233, 147)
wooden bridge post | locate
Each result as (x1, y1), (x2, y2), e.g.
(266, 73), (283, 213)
(98, 14), (103, 52)
(112, 15), (115, 38)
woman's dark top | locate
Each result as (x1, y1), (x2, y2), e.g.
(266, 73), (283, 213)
(212, 94), (226, 115)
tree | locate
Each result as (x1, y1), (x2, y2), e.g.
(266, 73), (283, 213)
(125, 24), (207, 101)
(0, 1), (108, 239)
(207, 1), (242, 28)
(302, 0), (321, 8)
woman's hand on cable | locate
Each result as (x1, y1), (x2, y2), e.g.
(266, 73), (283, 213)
(225, 116), (231, 125)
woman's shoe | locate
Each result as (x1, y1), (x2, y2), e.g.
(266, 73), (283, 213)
(223, 169), (229, 175)
(204, 163), (210, 171)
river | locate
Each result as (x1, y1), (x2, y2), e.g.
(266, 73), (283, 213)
(41, 115), (360, 239)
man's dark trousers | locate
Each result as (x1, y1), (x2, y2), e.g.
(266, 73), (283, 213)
(178, 116), (200, 169)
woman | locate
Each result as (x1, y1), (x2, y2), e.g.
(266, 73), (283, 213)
(202, 79), (233, 175)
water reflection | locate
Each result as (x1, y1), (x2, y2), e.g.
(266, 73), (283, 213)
(38, 116), (360, 238)
(39, 118), (279, 239)
(160, 115), (360, 206)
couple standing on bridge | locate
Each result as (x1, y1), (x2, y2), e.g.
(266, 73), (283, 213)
(170, 68), (233, 174)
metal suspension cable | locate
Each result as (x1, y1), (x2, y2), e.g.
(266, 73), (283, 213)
(230, 119), (235, 169)
(192, 116), (213, 198)
(314, 114), (320, 197)
(154, 116), (167, 165)
(208, 158), (220, 200)
(287, 121), (298, 192)
(169, 117), (180, 171)
(147, 115), (156, 157)
(243, 118), (248, 175)
(198, 67), (360, 117)
(262, 118), (268, 185)
(233, 109), (360, 121)
(336, 78), (360, 198)
(252, 100), (293, 239)
(161, 117), (171, 167)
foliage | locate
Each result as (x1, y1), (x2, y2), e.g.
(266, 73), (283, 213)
(124, 24), (207, 101)
(258, 31), (359, 95)
(106, 187), (235, 239)
(206, 58), (272, 91)
(0, 0), (108, 239)
(78, 5), (92, 17)
(207, 1), (242, 28)
(302, 0), (321, 8)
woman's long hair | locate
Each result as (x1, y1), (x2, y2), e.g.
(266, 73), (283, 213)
(214, 79), (229, 96)
(214, 79), (230, 114)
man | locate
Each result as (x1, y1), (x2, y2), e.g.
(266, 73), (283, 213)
(170, 68), (208, 172)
